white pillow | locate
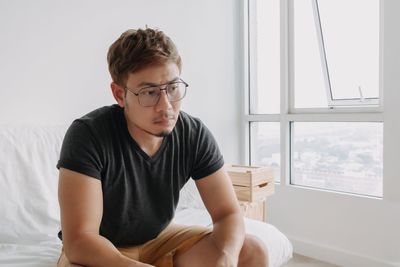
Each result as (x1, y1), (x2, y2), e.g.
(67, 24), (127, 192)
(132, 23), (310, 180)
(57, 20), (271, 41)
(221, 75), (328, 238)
(0, 125), (67, 243)
(177, 178), (206, 210)
(244, 218), (293, 267)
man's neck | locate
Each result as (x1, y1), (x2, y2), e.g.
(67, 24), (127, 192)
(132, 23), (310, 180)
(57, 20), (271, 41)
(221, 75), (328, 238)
(127, 123), (164, 157)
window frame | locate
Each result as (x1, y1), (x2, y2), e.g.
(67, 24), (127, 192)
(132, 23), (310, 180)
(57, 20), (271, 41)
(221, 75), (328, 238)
(244, 0), (384, 197)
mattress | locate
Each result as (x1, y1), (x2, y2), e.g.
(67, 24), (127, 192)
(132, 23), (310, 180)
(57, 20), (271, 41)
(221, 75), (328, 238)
(0, 208), (292, 267)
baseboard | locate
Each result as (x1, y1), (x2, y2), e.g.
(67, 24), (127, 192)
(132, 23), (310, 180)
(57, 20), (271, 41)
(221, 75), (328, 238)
(288, 235), (399, 267)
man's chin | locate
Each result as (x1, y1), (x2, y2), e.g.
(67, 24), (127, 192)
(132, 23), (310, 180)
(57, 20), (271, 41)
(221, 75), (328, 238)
(154, 130), (172, 138)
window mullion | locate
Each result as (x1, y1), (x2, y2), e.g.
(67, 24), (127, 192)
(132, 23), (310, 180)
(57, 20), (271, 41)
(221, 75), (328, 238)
(287, 0), (294, 114)
(379, 0), (384, 112)
(286, 112), (384, 122)
(281, 0), (290, 185)
(280, 114), (291, 186)
(242, 0), (250, 165)
(244, 114), (280, 122)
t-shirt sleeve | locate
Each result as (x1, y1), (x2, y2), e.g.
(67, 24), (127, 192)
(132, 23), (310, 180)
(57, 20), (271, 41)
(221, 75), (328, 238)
(190, 122), (224, 180)
(56, 120), (103, 180)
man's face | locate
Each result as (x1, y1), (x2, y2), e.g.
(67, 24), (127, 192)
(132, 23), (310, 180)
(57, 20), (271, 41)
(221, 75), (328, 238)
(123, 63), (182, 138)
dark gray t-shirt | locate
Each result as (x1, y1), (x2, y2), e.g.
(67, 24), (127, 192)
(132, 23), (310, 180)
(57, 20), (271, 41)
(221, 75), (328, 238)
(57, 105), (224, 246)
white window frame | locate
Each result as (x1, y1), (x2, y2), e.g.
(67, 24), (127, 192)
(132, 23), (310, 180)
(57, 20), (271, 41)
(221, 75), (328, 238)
(243, 0), (384, 197)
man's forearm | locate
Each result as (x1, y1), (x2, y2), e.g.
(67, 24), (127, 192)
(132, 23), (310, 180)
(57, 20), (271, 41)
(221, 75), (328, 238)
(64, 233), (152, 267)
(210, 212), (245, 265)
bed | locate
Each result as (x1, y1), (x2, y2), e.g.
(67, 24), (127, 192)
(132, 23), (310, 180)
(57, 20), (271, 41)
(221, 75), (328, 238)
(0, 125), (292, 266)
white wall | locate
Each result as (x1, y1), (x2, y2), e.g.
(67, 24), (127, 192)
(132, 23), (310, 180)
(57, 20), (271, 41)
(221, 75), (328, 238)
(268, 1), (400, 266)
(0, 0), (242, 163)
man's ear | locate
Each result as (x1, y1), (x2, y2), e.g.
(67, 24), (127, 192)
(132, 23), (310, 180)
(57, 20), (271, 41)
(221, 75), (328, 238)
(111, 82), (126, 108)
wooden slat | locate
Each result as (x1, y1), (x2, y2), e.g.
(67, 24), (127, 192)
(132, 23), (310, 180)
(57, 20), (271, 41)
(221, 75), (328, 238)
(239, 201), (266, 222)
(233, 182), (275, 202)
(225, 164), (274, 187)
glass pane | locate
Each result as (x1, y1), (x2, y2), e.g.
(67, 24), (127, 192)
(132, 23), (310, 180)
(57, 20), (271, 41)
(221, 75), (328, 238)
(249, 0), (280, 114)
(318, 0), (379, 100)
(291, 122), (383, 197)
(294, 0), (380, 108)
(250, 122), (280, 182)
(294, 0), (327, 108)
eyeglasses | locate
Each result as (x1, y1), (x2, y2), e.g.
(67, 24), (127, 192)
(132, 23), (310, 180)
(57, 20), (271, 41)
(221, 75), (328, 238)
(125, 79), (188, 107)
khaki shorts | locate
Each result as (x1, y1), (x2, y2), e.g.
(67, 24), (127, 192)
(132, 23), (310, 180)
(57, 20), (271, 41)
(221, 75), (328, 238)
(57, 224), (212, 267)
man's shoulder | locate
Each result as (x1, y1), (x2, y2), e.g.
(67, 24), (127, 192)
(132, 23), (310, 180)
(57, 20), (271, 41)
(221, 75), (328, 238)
(67, 104), (123, 140)
(77, 104), (121, 125)
(178, 111), (203, 129)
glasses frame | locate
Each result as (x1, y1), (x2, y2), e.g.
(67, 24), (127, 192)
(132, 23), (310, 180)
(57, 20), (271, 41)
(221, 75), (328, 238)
(125, 78), (189, 107)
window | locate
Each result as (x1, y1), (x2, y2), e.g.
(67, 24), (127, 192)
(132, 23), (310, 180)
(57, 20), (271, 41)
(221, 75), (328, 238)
(246, 0), (383, 197)
(291, 122), (383, 197)
(294, 0), (380, 108)
(250, 122), (281, 181)
(249, 0), (280, 114)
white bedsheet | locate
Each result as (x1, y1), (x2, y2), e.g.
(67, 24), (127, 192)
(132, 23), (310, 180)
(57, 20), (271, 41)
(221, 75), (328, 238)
(0, 238), (62, 267)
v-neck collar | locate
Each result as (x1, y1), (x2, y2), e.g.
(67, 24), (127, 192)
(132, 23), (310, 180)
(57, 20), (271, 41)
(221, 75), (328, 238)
(117, 107), (170, 163)
(127, 132), (169, 163)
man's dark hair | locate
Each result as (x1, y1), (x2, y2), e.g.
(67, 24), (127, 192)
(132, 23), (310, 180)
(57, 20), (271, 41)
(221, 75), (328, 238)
(107, 28), (182, 86)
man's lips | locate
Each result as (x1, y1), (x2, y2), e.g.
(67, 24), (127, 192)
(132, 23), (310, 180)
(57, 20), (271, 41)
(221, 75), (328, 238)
(153, 115), (175, 124)
(155, 119), (171, 124)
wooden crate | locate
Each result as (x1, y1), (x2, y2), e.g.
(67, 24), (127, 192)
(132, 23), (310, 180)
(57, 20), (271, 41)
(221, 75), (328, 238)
(239, 201), (266, 222)
(226, 164), (275, 202)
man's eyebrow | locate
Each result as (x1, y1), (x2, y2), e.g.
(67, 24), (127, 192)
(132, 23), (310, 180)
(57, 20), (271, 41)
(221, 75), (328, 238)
(137, 77), (180, 88)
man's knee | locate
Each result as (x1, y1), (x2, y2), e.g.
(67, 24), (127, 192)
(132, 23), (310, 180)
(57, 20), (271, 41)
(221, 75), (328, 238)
(239, 234), (268, 267)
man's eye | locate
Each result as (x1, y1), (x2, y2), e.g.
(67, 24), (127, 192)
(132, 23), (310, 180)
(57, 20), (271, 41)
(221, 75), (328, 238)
(141, 88), (158, 96)
(168, 84), (178, 92)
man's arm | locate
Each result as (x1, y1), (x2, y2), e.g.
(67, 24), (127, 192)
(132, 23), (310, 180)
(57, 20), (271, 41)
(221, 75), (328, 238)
(58, 168), (153, 267)
(195, 167), (245, 266)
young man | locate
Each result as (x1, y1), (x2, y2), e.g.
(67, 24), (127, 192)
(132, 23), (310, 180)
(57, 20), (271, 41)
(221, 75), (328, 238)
(57, 28), (268, 267)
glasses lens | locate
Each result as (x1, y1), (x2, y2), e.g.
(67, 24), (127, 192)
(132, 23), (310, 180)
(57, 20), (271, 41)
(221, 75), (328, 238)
(167, 82), (186, 102)
(139, 87), (160, 107)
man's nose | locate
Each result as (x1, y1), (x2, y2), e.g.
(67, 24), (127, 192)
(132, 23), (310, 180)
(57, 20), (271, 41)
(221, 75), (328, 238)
(155, 89), (172, 110)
